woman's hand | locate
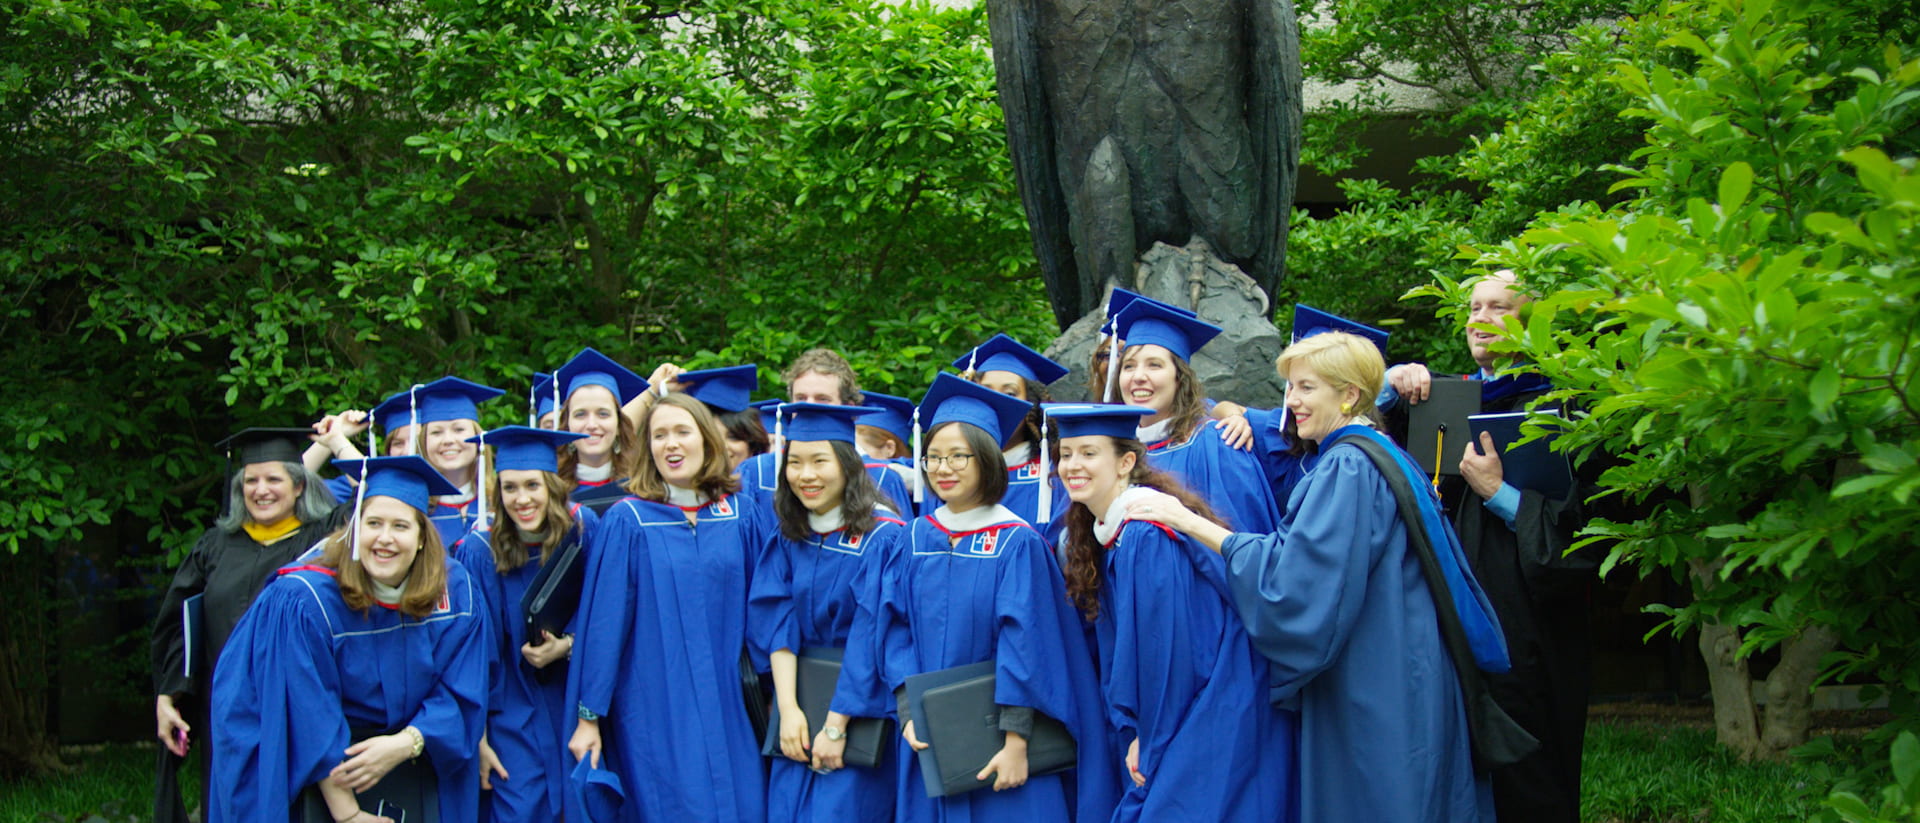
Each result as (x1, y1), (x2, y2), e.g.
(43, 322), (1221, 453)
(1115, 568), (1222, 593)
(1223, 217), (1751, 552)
(328, 729), (415, 792)
(569, 719), (602, 768)
(901, 719), (929, 751)
(1126, 736), (1146, 787)
(777, 701), (812, 763)
(478, 734), (509, 791)
(810, 711), (853, 772)
(155, 694), (190, 757)
(1125, 490), (1233, 552)
(319, 780), (391, 823)
(645, 363), (687, 394)
(1215, 413), (1254, 451)
(1461, 431), (1506, 500)
(521, 631), (572, 669)
(976, 732), (1029, 791)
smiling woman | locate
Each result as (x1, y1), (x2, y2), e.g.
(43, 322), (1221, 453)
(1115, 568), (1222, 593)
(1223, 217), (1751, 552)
(150, 428), (348, 822)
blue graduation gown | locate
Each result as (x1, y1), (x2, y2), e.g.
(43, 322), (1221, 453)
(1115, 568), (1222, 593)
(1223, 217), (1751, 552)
(430, 498), (479, 547)
(998, 456), (1064, 531)
(574, 494), (766, 823)
(1218, 438), (1493, 823)
(568, 478), (630, 515)
(1095, 519), (1297, 823)
(208, 559), (488, 823)
(878, 509), (1120, 823)
(747, 516), (908, 823)
(1145, 420), (1281, 534)
(1243, 408), (1318, 514)
(452, 505), (600, 823)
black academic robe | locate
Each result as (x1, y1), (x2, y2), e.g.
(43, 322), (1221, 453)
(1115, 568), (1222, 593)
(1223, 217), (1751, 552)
(149, 511), (345, 823)
(1425, 384), (1598, 823)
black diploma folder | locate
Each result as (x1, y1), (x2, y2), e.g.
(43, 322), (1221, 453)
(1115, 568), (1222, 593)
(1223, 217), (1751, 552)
(297, 733), (439, 822)
(1469, 410), (1574, 499)
(759, 647), (893, 769)
(904, 660), (1076, 798)
(520, 537), (585, 643)
(1406, 376), (1483, 478)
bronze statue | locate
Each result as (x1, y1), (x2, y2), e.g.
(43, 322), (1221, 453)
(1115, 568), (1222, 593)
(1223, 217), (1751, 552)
(986, 0), (1303, 329)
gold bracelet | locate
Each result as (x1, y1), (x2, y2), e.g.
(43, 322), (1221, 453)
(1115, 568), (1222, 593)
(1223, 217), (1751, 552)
(407, 727), (425, 759)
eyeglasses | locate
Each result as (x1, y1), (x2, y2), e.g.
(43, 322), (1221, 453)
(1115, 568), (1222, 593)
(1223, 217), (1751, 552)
(923, 453), (975, 470)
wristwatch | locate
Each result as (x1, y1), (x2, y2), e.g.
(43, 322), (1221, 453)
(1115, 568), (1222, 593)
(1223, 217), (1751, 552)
(823, 726), (846, 742)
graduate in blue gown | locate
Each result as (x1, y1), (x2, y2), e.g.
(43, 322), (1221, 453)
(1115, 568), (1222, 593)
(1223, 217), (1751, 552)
(865, 374), (1119, 823)
(952, 334), (1068, 531)
(209, 456), (488, 823)
(551, 348), (652, 515)
(853, 391), (924, 516)
(366, 377), (507, 546)
(569, 391), (766, 823)
(1125, 332), (1508, 823)
(452, 427), (601, 823)
(747, 403), (906, 823)
(1108, 300), (1280, 534)
(1047, 404), (1296, 823)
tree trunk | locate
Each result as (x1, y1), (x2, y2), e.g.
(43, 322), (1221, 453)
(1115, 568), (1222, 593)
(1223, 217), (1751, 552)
(1689, 552), (1837, 762)
(0, 551), (64, 777)
(1759, 626), (1839, 757)
(1696, 616), (1765, 760)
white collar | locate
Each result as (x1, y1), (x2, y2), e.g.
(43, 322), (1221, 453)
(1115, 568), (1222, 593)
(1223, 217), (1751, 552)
(371, 577), (406, 606)
(438, 482), (475, 507)
(665, 484), (706, 507)
(1002, 442), (1033, 465)
(932, 503), (1022, 532)
(1092, 486), (1158, 546)
(854, 440), (872, 459)
(807, 505), (846, 534)
(575, 461), (613, 483)
(1135, 418), (1172, 443)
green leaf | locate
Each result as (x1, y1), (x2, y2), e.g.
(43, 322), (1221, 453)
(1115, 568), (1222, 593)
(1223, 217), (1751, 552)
(1717, 161), (1752, 211)
(1894, 731), (1920, 792)
(1809, 366), (1840, 417)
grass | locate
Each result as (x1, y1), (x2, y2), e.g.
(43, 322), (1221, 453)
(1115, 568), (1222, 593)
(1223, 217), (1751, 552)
(0, 745), (197, 823)
(0, 721), (1845, 822)
(1582, 720), (1825, 822)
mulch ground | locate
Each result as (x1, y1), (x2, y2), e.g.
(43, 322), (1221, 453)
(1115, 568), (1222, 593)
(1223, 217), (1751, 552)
(1591, 700), (1890, 735)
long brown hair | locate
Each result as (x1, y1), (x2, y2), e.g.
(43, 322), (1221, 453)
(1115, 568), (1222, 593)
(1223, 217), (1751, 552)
(317, 508), (450, 619)
(556, 389), (642, 483)
(625, 393), (741, 503)
(1060, 436), (1224, 622)
(486, 469), (579, 573)
(1120, 344), (1209, 446)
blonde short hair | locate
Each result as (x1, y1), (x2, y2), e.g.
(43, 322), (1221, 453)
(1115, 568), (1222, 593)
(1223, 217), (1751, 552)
(1275, 332), (1386, 412)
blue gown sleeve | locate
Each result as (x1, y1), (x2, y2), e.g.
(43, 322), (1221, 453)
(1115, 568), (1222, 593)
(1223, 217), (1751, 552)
(746, 533), (799, 662)
(451, 534), (508, 723)
(574, 503), (636, 717)
(208, 577), (350, 823)
(407, 562), (489, 776)
(830, 524), (902, 719)
(1103, 526), (1211, 741)
(1218, 449), (1390, 701)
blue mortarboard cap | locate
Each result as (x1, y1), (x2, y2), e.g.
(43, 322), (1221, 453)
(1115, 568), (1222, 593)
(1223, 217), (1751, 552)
(952, 333), (1068, 385)
(751, 399), (780, 432)
(1044, 403), (1154, 440)
(467, 425), (586, 474)
(919, 372), (1032, 447)
(569, 757), (626, 823)
(857, 391), (915, 444)
(531, 372), (558, 419)
(555, 348), (650, 406)
(371, 376), (504, 431)
(678, 365), (758, 413)
(329, 456), (460, 513)
(780, 403), (881, 445)
(1113, 300), (1223, 362)
(1292, 304), (1391, 357)
(1105, 287), (1197, 325)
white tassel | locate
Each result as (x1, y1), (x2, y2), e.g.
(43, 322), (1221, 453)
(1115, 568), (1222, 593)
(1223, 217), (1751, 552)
(474, 433), (489, 531)
(1102, 329), (1122, 404)
(772, 403), (786, 494)
(966, 347), (978, 376)
(350, 459), (369, 562)
(910, 406), (924, 504)
(552, 379), (562, 430)
(527, 384), (537, 427)
(405, 383), (423, 456)
(1037, 414), (1051, 526)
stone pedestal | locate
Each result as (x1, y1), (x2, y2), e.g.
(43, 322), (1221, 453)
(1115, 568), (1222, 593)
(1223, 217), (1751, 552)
(1044, 238), (1287, 408)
